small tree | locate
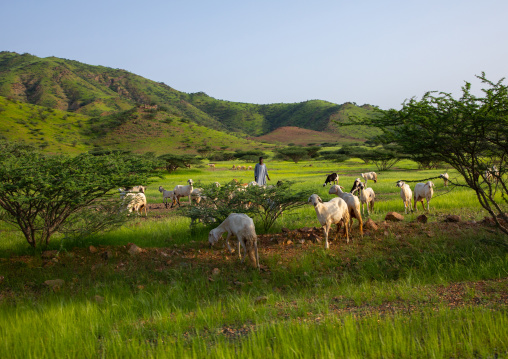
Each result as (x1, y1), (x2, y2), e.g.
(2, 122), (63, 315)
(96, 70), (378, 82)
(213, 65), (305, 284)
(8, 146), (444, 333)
(340, 73), (508, 240)
(0, 141), (156, 247)
(159, 154), (201, 172)
(275, 147), (309, 163)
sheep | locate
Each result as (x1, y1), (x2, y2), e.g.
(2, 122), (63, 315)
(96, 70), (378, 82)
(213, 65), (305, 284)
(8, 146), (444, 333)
(414, 181), (434, 212)
(123, 192), (147, 216)
(323, 173), (339, 187)
(361, 172), (378, 184)
(396, 181), (412, 214)
(158, 186), (175, 208)
(351, 181), (375, 215)
(171, 179), (194, 207)
(208, 213), (259, 269)
(308, 194), (350, 249)
(328, 185), (363, 236)
(439, 173), (449, 187)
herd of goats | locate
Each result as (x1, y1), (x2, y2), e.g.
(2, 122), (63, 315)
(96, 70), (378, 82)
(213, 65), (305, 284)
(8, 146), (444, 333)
(117, 170), (453, 269)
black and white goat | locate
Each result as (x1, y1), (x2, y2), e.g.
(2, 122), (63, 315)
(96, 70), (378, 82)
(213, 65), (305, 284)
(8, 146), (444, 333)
(323, 173), (339, 187)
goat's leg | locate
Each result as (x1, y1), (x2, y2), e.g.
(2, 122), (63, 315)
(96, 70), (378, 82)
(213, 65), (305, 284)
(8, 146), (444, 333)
(239, 239), (247, 262)
(324, 224), (330, 249)
(224, 233), (234, 254)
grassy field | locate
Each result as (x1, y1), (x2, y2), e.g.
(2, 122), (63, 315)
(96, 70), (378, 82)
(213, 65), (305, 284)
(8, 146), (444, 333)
(0, 158), (507, 358)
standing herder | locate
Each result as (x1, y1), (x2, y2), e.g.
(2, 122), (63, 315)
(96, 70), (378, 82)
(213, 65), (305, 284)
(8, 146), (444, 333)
(254, 157), (270, 186)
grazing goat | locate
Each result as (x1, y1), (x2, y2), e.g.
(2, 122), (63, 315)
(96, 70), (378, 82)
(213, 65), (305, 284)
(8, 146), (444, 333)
(323, 173), (339, 187)
(361, 172), (377, 184)
(208, 163), (216, 170)
(172, 179), (194, 207)
(208, 213), (259, 269)
(328, 185), (363, 236)
(351, 181), (375, 215)
(232, 165), (236, 170)
(439, 173), (449, 187)
(308, 194), (350, 249)
(396, 181), (412, 214)
(124, 192), (147, 216)
(158, 186), (174, 209)
(414, 181), (434, 212)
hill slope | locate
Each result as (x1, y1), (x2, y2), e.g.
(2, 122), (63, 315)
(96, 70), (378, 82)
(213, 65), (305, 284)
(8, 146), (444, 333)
(0, 51), (381, 143)
(0, 96), (266, 155)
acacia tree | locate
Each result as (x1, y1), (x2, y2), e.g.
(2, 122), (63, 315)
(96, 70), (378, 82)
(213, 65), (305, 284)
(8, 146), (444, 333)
(342, 73), (508, 239)
(0, 142), (156, 247)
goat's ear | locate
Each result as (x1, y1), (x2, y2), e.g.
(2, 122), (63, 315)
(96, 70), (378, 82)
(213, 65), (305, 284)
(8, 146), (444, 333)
(318, 196), (323, 203)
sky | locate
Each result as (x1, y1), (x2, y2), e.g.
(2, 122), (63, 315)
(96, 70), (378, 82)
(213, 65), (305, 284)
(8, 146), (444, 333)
(1, 0), (508, 109)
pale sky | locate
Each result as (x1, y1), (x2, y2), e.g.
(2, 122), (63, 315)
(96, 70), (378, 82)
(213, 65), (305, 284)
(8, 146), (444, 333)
(2, 0), (507, 109)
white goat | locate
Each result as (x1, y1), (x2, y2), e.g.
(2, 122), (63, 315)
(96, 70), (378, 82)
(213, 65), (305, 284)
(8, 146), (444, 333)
(191, 188), (203, 204)
(396, 181), (412, 214)
(124, 192), (147, 216)
(353, 182), (375, 215)
(308, 194), (350, 249)
(208, 213), (259, 269)
(328, 185), (363, 236)
(414, 181), (434, 212)
(158, 186), (175, 208)
(361, 172), (378, 184)
(439, 173), (449, 187)
(118, 185), (146, 199)
(172, 179), (194, 207)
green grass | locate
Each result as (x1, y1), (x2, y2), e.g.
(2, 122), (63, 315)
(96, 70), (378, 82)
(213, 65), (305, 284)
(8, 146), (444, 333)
(0, 159), (507, 358)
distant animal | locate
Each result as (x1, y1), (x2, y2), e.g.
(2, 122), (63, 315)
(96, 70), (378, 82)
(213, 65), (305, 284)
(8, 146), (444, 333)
(439, 173), (449, 187)
(351, 181), (375, 215)
(208, 163), (216, 170)
(158, 186), (174, 209)
(232, 165), (236, 170)
(361, 172), (377, 184)
(123, 192), (147, 216)
(247, 166), (253, 170)
(414, 181), (434, 212)
(484, 166), (499, 183)
(172, 179), (194, 207)
(208, 213), (259, 269)
(396, 181), (412, 214)
(323, 173), (339, 187)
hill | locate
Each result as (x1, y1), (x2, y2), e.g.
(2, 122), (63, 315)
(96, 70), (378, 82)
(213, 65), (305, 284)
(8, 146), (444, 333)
(0, 51), (381, 145)
(0, 96), (266, 155)
(253, 126), (360, 146)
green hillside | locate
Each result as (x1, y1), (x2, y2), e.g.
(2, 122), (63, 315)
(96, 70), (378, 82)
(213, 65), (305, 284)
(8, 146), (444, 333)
(0, 51), (381, 145)
(0, 96), (268, 155)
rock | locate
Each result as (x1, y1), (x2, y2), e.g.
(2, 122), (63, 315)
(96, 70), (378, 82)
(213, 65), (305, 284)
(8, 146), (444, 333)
(89, 245), (98, 254)
(281, 227), (290, 233)
(101, 250), (113, 260)
(444, 215), (461, 223)
(416, 214), (428, 223)
(364, 218), (378, 231)
(309, 234), (322, 244)
(212, 268), (221, 276)
(298, 227), (313, 233)
(41, 250), (58, 259)
(385, 212), (404, 222)
(94, 295), (104, 303)
(254, 296), (268, 305)
(44, 279), (65, 289)
(286, 240), (293, 245)
(128, 244), (143, 256)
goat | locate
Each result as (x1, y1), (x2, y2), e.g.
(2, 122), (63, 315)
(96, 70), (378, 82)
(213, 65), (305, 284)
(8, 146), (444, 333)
(172, 179), (194, 207)
(328, 185), (363, 236)
(308, 194), (350, 249)
(123, 192), (147, 216)
(414, 181), (434, 212)
(323, 173), (339, 187)
(396, 181), (412, 214)
(351, 181), (375, 215)
(361, 172), (377, 184)
(208, 213), (259, 269)
(439, 173), (449, 187)
(158, 186), (174, 209)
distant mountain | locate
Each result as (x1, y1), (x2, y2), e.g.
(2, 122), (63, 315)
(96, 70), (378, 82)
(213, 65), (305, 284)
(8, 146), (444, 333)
(0, 51), (380, 145)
